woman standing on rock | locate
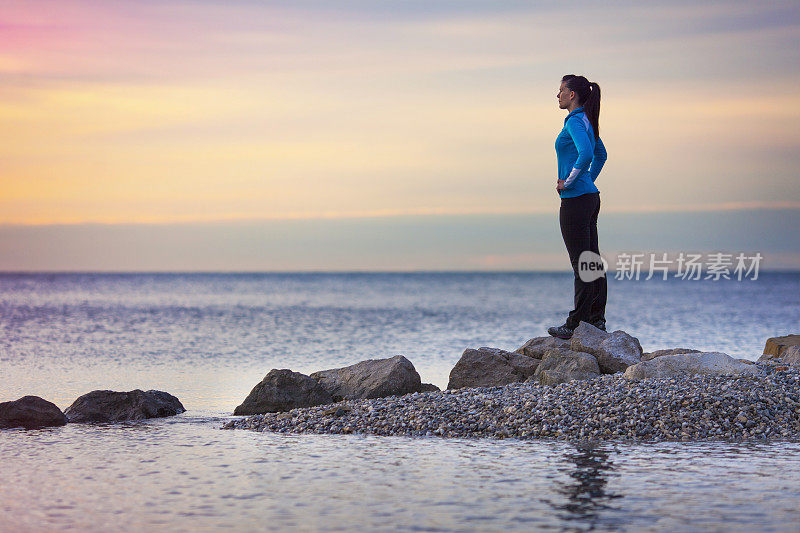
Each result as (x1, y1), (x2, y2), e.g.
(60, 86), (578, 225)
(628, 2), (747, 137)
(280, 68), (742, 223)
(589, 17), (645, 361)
(547, 74), (608, 340)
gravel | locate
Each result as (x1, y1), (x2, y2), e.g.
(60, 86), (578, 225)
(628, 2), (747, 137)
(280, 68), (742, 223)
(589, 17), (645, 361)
(223, 364), (800, 442)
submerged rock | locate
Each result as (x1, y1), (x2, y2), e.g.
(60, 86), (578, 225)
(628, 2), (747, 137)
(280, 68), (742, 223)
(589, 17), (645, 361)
(531, 345), (600, 386)
(624, 352), (759, 380)
(65, 389), (185, 423)
(0, 396), (68, 429)
(514, 336), (569, 359)
(570, 322), (642, 373)
(448, 347), (538, 390)
(642, 348), (702, 361)
(234, 369), (334, 415)
(310, 355), (423, 400)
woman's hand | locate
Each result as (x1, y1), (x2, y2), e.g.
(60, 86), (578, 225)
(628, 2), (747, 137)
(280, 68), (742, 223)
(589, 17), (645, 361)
(556, 179), (566, 192)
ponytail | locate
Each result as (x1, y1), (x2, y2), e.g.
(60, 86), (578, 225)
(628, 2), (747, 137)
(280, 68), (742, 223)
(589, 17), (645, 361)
(561, 75), (601, 141)
(583, 82), (601, 141)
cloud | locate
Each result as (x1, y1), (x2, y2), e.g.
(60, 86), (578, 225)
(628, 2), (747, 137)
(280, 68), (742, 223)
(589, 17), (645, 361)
(0, 0), (798, 237)
(4, 0), (798, 84)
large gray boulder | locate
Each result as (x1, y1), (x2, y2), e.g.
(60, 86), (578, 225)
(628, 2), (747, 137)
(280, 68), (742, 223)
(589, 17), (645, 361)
(310, 355), (423, 400)
(65, 389), (185, 423)
(0, 396), (68, 429)
(570, 322), (642, 373)
(514, 336), (570, 359)
(530, 346), (600, 386)
(642, 348), (702, 361)
(447, 347), (538, 390)
(624, 352), (760, 380)
(234, 369), (334, 415)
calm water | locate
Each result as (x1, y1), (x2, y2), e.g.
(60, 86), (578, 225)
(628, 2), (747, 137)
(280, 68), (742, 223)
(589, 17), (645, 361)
(2, 272), (800, 532)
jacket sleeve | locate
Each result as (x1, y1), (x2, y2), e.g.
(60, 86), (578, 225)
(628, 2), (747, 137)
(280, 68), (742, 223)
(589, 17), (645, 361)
(589, 137), (607, 182)
(565, 116), (594, 171)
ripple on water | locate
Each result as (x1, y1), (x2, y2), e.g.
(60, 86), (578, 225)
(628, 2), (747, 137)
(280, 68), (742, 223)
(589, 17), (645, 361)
(2, 274), (800, 531)
(9, 419), (800, 532)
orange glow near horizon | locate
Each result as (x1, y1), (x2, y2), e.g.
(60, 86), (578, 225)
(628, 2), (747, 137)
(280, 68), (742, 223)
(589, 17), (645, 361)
(1, 1), (799, 227)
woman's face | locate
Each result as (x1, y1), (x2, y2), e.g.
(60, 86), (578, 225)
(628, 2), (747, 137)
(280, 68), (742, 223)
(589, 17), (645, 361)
(557, 81), (575, 109)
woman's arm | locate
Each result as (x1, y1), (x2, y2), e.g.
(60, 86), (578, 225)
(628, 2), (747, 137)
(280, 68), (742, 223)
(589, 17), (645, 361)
(589, 137), (607, 182)
(563, 117), (593, 187)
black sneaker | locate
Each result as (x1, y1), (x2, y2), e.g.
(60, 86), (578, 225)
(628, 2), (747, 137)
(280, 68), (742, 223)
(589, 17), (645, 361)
(547, 324), (574, 340)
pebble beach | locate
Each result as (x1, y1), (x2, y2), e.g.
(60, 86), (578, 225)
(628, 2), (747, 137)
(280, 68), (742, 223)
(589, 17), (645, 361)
(225, 364), (800, 442)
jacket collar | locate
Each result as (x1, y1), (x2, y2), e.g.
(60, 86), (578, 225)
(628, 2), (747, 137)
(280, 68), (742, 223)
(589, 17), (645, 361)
(564, 106), (585, 123)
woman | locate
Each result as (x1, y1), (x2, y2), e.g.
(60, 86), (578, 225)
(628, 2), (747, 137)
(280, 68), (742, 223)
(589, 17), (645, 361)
(547, 74), (608, 340)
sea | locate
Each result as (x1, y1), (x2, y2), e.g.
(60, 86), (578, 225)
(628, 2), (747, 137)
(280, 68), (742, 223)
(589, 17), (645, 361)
(1, 272), (799, 532)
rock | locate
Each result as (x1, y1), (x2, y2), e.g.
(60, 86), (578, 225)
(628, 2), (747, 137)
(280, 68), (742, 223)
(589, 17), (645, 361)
(642, 348), (702, 361)
(234, 369), (333, 415)
(760, 335), (800, 362)
(530, 346), (600, 386)
(570, 322), (643, 373)
(759, 335), (800, 363)
(781, 345), (800, 366)
(624, 352), (760, 380)
(320, 405), (351, 417)
(0, 396), (68, 429)
(65, 389), (186, 423)
(514, 336), (570, 359)
(420, 383), (441, 392)
(310, 355), (423, 400)
(228, 363), (800, 441)
(447, 347), (539, 390)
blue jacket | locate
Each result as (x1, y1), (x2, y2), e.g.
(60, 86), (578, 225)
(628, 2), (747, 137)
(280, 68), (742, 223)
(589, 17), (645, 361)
(555, 106), (607, 198)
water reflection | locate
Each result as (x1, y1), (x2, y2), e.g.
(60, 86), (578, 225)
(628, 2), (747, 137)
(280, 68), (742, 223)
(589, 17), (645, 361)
(545, 441), (622, 531)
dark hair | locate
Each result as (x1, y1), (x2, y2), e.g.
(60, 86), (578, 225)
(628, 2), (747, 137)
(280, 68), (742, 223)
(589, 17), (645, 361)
(561, 74), (601, 141)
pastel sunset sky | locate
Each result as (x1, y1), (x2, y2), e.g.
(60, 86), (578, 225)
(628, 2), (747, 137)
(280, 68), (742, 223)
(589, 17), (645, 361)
(1, 0), (798, 270)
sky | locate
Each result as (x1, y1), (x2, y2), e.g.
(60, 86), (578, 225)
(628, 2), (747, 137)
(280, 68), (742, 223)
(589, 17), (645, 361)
(1, 0), (799, 271)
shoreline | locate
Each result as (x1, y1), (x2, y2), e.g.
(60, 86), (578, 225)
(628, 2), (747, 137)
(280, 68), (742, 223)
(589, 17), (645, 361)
(224, 364), (800, 442)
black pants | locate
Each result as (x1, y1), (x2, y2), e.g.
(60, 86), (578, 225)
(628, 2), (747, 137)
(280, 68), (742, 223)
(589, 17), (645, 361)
(559, 192), (607, 329)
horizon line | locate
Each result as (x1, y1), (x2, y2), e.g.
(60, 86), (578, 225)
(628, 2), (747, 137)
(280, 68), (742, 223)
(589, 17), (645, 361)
(2, 201), (799, 227)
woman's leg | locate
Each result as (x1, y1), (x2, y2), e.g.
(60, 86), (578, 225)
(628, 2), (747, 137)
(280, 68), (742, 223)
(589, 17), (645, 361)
(559, 192), (598, 329)
(588, 194), (607, 325)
